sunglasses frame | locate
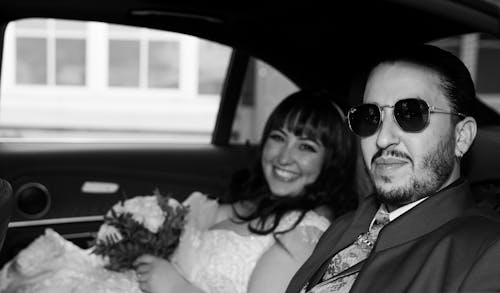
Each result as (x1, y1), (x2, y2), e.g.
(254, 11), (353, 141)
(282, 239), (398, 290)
(347, 98), (466, 137)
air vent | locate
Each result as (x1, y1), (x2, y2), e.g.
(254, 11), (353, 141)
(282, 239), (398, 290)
(15, 183), (51, 219)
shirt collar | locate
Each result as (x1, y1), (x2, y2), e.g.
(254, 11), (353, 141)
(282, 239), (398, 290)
(387, 197), (428, 221)
(370, 196), (428, 228)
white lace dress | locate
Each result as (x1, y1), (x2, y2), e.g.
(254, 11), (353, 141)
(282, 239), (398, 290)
(0, 192), (330, 293)
(172, 192), (330, 293)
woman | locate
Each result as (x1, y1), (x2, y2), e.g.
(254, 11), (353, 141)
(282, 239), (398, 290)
(134, 89), (358, 293)
(0, 90), (358, 293)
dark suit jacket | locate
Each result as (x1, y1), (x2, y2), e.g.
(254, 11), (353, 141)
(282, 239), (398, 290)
(286, 179), (500, 293)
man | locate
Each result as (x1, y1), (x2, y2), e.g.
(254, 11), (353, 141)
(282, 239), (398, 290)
(286, 44), (500, 293)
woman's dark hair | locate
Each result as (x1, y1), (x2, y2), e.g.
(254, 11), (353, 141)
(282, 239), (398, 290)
(225, 89), (358, 235)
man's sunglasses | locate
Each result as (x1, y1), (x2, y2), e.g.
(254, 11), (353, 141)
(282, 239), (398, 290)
(347, 98), (466, 137)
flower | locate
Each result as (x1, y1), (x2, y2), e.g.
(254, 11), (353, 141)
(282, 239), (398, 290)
(109, 195), (165, 233)
(92, 192), (188, 272)
(96, 223), (123, 244)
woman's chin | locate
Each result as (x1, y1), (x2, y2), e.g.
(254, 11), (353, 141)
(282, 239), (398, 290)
(268, 185), (301, 198)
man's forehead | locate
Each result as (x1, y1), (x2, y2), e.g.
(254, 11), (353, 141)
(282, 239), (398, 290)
(363, 62), (446, 106)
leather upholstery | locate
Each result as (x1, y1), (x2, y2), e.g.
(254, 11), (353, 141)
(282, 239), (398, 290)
(0, 179), (13, 252)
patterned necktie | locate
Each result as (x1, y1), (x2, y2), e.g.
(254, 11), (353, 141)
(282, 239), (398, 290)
(304, 205), (390, 293)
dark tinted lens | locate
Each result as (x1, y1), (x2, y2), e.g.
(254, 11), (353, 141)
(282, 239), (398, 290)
(394, 98), (429, 132)
(348, 104), (381, 137)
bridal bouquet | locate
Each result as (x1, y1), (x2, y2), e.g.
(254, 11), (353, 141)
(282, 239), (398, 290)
(93, 191), (188, 272)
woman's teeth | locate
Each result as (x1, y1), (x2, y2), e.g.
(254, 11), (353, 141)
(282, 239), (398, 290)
(274, 168), (298, 181)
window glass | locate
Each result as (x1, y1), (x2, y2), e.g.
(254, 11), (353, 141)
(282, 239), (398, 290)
(109, 40), (140, 87)
(429, 33), (500, 114)
(56, 39), (86, 85)
(476, 34), (500, 94)
(55, 20), (86, 31)
(198, 40), (231, 95)
(16, 37), (47, 84)
(16, 18), (47, 30)
(231, 59), (298, 144)
(148, 41), (179, 88)
(0, 18), (232, 143)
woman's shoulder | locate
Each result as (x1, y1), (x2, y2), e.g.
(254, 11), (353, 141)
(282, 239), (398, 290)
(277, 208), (331, 233)
(182, 192), (232, 230)
(269, 209), (330, 250)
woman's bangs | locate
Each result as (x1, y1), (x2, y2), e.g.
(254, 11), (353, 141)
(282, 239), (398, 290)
(283, 110), (329, 144)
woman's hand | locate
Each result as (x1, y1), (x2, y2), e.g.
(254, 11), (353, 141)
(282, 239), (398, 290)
(133, 255), (180, 293)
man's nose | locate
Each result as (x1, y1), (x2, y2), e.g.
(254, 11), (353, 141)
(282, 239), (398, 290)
(375, 108), (400, 149)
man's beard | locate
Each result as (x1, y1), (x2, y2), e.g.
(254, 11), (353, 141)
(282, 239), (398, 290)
(374, 135), (456, 208)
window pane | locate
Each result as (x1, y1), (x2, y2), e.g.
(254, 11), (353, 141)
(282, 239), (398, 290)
(16, 18), (47, 30)
(16, 37), (47, 84)
(476, 35), (500, 94)
(2, 19), (230, 143)
(231, 59), (298, 144)
(56, 39), (86, 85)
(109, 40), (139, 87)
(431, 34), (500, 114)
(108, 24), (141, 34)
(198, 40), (231, 95)
(55, 20), (86, 32)
(429, 36), (460, 57)
(148, 41), (179, 88)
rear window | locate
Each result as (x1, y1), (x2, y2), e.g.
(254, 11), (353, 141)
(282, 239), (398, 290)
(0, 18), (297, 144)
(0, 19), (231, 143)
(430, 33), (500, 114)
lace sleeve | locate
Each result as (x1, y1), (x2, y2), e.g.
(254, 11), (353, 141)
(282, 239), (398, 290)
(172, 191), (222, 282)
(276, 211), (330, 245)
(182, 192), (220, 231)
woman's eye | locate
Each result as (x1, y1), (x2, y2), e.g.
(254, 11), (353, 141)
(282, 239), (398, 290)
(299, 143), (317, 152)
(268, 132), (285, 142)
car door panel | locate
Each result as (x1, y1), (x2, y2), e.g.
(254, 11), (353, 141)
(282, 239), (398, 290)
(0, 142), (257, 267)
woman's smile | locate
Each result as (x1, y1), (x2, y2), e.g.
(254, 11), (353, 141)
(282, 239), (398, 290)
(262, 128), (325, 197)
(272, 166), (300, 182)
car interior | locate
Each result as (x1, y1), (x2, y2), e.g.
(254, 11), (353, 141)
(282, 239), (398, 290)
(0, 0), (500, 269)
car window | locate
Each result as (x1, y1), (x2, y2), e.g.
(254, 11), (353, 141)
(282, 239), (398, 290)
(430, 33), (500, 114)
(230, 59), (298, 145)
(0, 18), (297, 144)
(0, 19), (225, 143)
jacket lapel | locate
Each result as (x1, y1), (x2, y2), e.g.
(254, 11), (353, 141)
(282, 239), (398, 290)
(373, 180), (473, 252)
(306, 179), (473, 290)
(305, 196), (379, 288)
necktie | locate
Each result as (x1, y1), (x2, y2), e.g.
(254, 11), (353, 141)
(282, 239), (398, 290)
(305, 205), (390, 293)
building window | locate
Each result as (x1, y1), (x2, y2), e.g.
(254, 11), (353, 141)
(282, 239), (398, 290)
(148, 41), (180, 88)
(0, 18), (234, 142)
(14, 18), (86, 86)
(108, 40), (140, 87)
(107, 25), (181, 89)
(56, 39), (86, 85)
(16, 37), (47, 84)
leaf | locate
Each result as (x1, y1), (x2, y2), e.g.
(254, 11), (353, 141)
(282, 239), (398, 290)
(92, 193), (189, 272)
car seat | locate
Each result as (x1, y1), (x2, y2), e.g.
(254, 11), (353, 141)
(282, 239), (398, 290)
(0, 179), (13, 252)
(463, 126), (500, 211)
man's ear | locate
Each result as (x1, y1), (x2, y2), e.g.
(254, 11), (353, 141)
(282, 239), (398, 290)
(454, 116), (477, 158)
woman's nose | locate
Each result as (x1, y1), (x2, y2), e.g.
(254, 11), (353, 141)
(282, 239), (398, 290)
(277, 145), (294, 165)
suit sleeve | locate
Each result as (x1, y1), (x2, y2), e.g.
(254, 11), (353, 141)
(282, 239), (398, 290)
(459, 237), (500, 292)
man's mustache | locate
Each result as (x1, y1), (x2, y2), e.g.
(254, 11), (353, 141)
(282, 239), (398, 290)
(371, 149), (413, 165)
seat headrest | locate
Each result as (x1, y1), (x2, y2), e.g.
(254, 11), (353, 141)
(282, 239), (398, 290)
(463, 126), (500, 184)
